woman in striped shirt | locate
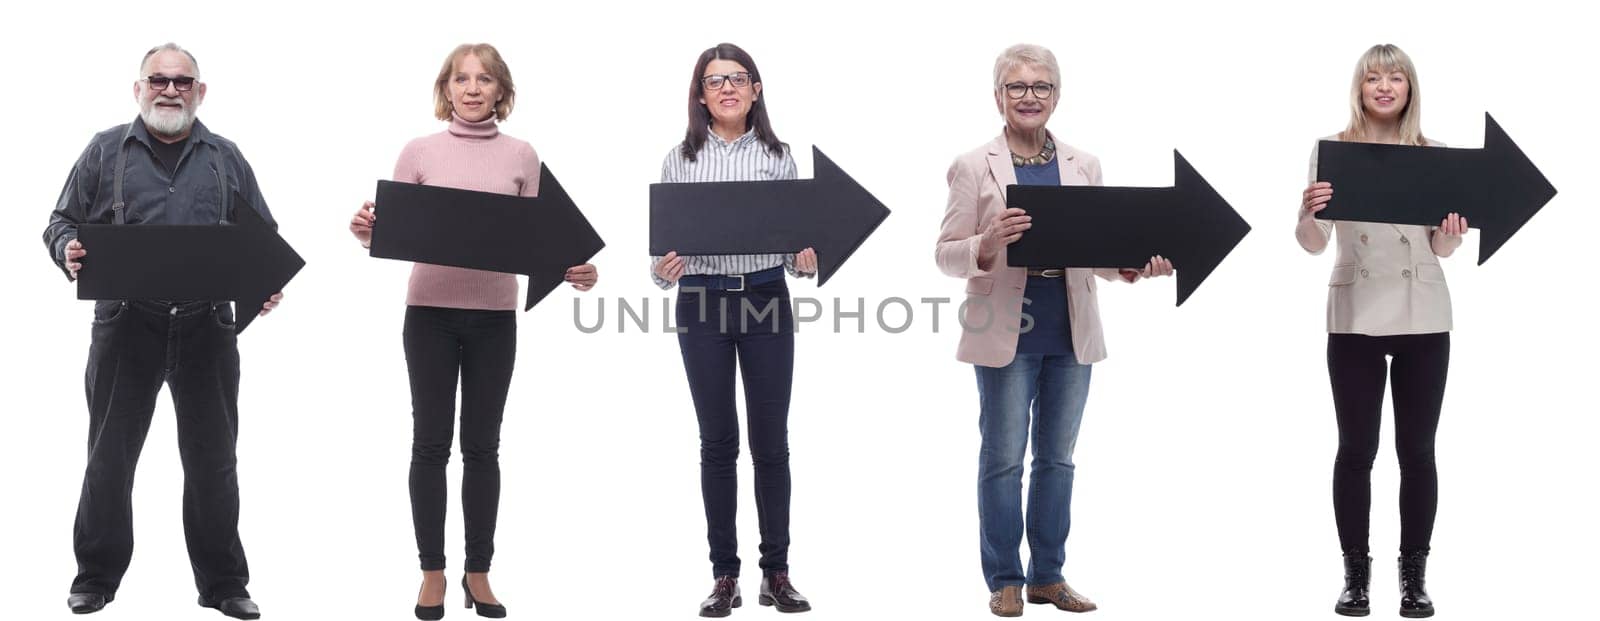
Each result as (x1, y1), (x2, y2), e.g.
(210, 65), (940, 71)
(650, 42), (815, 617)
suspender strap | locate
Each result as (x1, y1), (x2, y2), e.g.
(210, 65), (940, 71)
(210, 141), (230, 224)
(111, 124), (133, 225)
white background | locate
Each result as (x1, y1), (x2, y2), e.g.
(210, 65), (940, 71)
(1, 1), (1594, 619)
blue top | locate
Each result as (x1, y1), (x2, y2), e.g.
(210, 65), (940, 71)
(1013, 157), (1060, 187)
(1014, 159), (1072, 355)
(1018, 276), (1072, 355)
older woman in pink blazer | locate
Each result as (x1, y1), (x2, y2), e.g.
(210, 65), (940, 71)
(936, 43), (1172, 618)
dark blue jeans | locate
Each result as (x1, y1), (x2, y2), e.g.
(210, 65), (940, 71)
(74, 300), (249, 604)
(403, 306), (517, 573)
(975, 353), (1092, 592)
(676, 280), (794, 578)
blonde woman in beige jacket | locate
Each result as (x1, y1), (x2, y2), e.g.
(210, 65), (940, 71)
(1297, 43), (1468, 620)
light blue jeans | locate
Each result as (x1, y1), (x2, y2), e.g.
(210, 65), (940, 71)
(975, 353), (1092, 592)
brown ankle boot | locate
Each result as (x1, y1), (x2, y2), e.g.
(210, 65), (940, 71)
(989, 585), (1024, 617)
(1026, 582), (1098, 613)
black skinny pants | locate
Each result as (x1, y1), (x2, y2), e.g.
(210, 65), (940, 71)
(1327, 332), (1449, 554)
(404, 306), (516, 572)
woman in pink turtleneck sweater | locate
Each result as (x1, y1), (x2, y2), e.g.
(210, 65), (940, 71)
(349, 43), (597, 620)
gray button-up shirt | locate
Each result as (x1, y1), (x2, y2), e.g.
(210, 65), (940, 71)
(43, 117), (275, 280)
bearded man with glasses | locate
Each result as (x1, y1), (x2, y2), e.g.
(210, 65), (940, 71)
(42, 42), (277, 620)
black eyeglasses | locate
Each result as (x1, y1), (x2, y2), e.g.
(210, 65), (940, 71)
(145, 75), (197, 92)
(702, 72), (752, 91)
(1003, 82), (1055, 100)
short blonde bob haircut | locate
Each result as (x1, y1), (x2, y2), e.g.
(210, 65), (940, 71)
(1340, 44), (1426, 146)
(433, 43), (516, 121)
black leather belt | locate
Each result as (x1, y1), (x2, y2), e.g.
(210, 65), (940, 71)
(680, 266), (785, 292)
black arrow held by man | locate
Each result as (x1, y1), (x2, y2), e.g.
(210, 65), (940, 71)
(75, 197), (305, 334)
(648, 146), (890, 286)
(1315, 113), (1557, 264)
(1005, 151), (1251, 306)
(369, 163), (605, 311)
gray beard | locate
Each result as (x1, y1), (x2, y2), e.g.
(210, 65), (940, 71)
(141, 104), (194, 137)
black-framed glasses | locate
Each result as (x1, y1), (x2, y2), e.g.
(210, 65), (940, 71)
(145, 75), (198, 92)
(702, 72), (752, 91)
(1003, 82), (1055, 100)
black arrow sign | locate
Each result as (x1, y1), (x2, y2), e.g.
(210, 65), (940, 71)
(370, 164), (605, 311)
(76, 197), (304, 334)
(649, 146), (890, 286)
(1315, 113), (1557, 264)
(1005, 151), (1251, 306)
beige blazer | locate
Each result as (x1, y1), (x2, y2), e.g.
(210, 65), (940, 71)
(1296, 137), (1461, 335)
(936, 132), (1123, 367)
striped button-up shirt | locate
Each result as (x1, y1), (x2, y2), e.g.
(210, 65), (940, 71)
(651, 128), (809, 289)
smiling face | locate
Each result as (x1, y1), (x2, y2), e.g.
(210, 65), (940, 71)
(698, 58), (761, 133)
(1361, 66), (1410, 122)
(994, 62), (1057, 136)
(134, 49), (204, 139)
(448, 53), (503, 122)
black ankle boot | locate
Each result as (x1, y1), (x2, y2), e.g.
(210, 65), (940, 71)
(1398, 549), (1434, 618)
(1334, 549), (1371, 616)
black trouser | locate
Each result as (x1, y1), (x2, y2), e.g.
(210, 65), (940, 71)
(676, 280), (794, 578)
(73, 300), (249, 603)
(403, 306), (516, 572)
(1327, 332), (1449, 554)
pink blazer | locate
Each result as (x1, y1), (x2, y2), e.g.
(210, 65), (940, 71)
(936, 132), (1122, 367)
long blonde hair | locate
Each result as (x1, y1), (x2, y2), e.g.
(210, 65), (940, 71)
(1339, 44), (1426, 145)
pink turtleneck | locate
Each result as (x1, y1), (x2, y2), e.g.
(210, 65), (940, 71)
(392, 114), (540, 311)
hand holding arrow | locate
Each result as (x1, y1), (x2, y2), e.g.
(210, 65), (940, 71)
(75, 199), (304, 334)
(1314, 113), (1556, 264)
(649, 146), (890, 285)
(369, 163), (606, 311)
(1005, 151), (1251, 305)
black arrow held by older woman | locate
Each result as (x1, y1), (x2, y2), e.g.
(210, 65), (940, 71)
(1004, 150), (1250, 306)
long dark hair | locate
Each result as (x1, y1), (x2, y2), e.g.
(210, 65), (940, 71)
(680, 43), (786, 162)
